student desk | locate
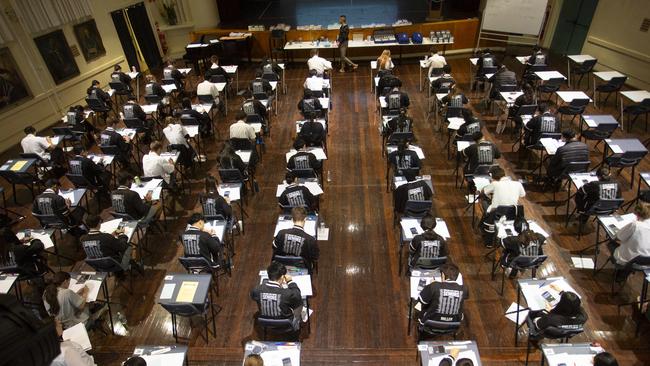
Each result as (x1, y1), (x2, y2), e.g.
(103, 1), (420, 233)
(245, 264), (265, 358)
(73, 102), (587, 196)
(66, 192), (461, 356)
(586, 213), (637, 271)
(258, 267), (313, 333)
(87, 153), (116, 186)
(58, 188), (88, 208)
(566, 54), (596, 87)
(0, 158), (38, 203)
(274, 214), (318, 238)
(556, 90), (592, 107)
(132, 345), (188, 366)
(600, 139), (648, 187)
(562, 172), (599, 225)
(592, 70), (626, 109)
(624, 171), (650, 210)
(217, 183), (247, 233)
(398, 217), (450, 275)
(579, 114), (619, 135)
(244, 341), (301, 366)
(619, 90), (650, 131)
(15, 228), (65, 268)
(540, 343), (604, 366)
(157, 273), (215, 342)
(533, 137), (566, 179)
(67, 272), (115, 334)
(418, 340), (482, 366)
(534, 70), (566, 83)
(0, 274), (18, 297)
(222, 65), (239, 92)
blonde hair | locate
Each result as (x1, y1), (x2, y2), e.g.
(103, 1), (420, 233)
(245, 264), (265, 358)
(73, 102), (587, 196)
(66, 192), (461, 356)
(377, 49), (392, 69)
(635, 202), (650, 220)
(244, 354), (264, 366)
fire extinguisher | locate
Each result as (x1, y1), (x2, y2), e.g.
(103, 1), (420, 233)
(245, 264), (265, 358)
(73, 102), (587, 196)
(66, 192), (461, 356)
(156, 22), (168, 55)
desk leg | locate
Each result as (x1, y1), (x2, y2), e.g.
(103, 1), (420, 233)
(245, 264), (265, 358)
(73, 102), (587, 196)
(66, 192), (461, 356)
(104, 281), (115, 335)
(515, 283), (521, 346)
(306, 297), (311, 333)
(567, 59), (571, 88)
(565, 182), (571, 225)
(407, 298), (413, 335)
(593, 224), (601, 274)
(593, 75), (597, 109)
(419, 65), (422, 92)
(620, 96), (625, 131)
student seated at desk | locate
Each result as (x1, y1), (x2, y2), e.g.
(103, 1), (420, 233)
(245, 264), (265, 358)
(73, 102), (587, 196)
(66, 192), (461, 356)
(142, 141), (175, 186)
(204, 55), (230, 82)
(441, 88), (468, 108)
(100, 117), (132, 165)
(418, 263), (468, 325)
(455, 112), (482, 142)
(251, 261), (304, 330)
(462, 132), (501, 174)
(163, 116), (195, 157)
(289, 138), (322, 171)
(575, 167), (621, 214)
(111, 64), (132, 90)
(524, 103), (560, 148)
(81, 214), (135, 275)
(123, 95), (150, 124)
(33, 179), (87, 236)
(51, 319), (96, 366)
(144, 74), (166, 100)
(259, 57), (283, 78)
(43, 271), (98, 329)
(219, 142), (248, 177)
(594, 352), (618, 366)
(499, 218), (545, 278)
(431, 65), (455, 94)
(202, 175), (233, 221)
(249, 72), (274, 101)
(163, 59), (185, 92)
(197, 76), (221, 109)
(488, 64), (517, 99)
(297, 89), (323, 119)
(181, 213), (225, 267)
(307, 49), (332, 77)
(385, 86), (410, 109)
(242, 92), (269, 125)
(21, 125), (61, 164)
(111, 172), (161, 225)
(67, 105), (98, 145)
(178, 97), (212, 137)
(608, 202), (650, 280)
(230, 111), (257, 142)
(384, 109), (413, 138)
(303, 69), (327, 95)
(393, 177), (433, 214)
(546, 129), (589, 183)
(298, 117), (326, 147)
(69, 148), (112, 193)
(376, 49), (395, 71)
(279, 172), (316, 210)
(377, 72), (402, 97)
(475, 49), (496, 78)
(388, 140), (421, 181)
(527, 291), (587, 342)
(527, 45), (547, 66)
(509, 84), (536, 130)
(244, 354), (264, 366)
(123, 356), (146, 366)
(0, 227), (47, 277)
(86, 80), (112, 108)
(409, 214), (448, 269)
(480, 166), (526, 214)
(422, 47), (447, 77)
(273, 207), (319, 272)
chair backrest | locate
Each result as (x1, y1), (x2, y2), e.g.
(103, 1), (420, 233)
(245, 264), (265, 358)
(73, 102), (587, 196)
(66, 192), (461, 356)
(32, 212), (66, 229)
(85, 97), (108, 112)
(160, 302), (203, 317)
(290, 168), (317, 179)
(414, 256), (447, 270)
(256, 316), (295, 332)
(627, 255), (650, 270)
(99, 145), (120, 157)
(481, 66), (497, 75)
(144, 94), (162, 104)
(229, 138), (254, 152)
(66, 173), (97, 190)
(608, 76), (627, 88)
(446, 106), (464, 118)
(517, 105), (538, 117)
(492, 204), (523, 222)
(404, 200), (433, 217)
(562, 161), (591, 176)
(546, 77), (565, 87)
(498, 84), (518, 92)
(579, 59), (597, 71)
(540, 132), (562, 140)
(218, 168), (245, 183)
(387, 132), (414, 145)
(421, 319), (461, 334)
(209, 74), (226, 83)
(509, 254), (548, 270)
(272, 254), (308, 270)
(123, 118), (146, 130)
(585, 198), (624, 215)
(541, 325), (584, 340)
(569, 98), (590, 108)
(85, 256), (123, 274)
(197, 94), (213, 104)
(178, 256), (213, 273)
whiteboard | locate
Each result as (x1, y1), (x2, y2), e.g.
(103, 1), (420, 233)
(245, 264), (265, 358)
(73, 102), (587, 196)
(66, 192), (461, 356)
(481, 0), (548, 36)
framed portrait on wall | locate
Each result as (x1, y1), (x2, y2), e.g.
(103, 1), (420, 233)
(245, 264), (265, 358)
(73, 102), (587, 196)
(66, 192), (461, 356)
(34, 30), (80, 84)
(73, 19), (106, 62)
(0, 47), (31, 111)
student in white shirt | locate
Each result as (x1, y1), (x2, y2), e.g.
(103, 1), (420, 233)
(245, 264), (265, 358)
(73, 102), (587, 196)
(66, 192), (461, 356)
(303, 70), (326, 93)
(162, 116), (190, 148)
(50, 319), (96, 366)
(422, 47), (447, 77)
(376, 49), (395, 71)
(229, 111), (256, 141)
(480, 166), (526, 213)
(610, 202), (650, 273)
(197, 78), (220, 101)
(307, 49), (332, 76)
(142, 140), (175, 184)
(21, 126), (53, 160)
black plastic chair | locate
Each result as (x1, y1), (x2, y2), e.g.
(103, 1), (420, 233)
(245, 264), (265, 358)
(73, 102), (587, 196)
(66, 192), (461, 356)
(417, 319), (462, 341)
(595, 76), (627, 106)
(178, 256), (229, 296)
(537, 77), (564, 103)
(525, 325), (584, 365)
(606, 151), (647, 189)
(623, 98), (650, 132)
(558, 98), (590, 124)
(494, 254), (548, 295)
(572, 58), (597, 89)
(272, 254), (312, 274)
(256, 316), (299, 341)
(576, 198), (624, 239)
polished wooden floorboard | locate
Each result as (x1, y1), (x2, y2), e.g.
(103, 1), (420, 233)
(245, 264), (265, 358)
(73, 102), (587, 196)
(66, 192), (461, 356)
(3, 55), (650, 365)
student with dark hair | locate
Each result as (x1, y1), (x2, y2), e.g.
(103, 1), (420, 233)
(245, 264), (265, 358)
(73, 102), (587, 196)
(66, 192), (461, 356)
(32, 179), (87, 235)
(273, 207), (319, 272)
(204, 55), (230, 82)
(0, 226), (46, 277)
(509, 83), (536, 130)
(480, 166), (526, 213)
(111, 172), (160, 224)
(163, 59), (185, 91)
(593, 352), (618, 366)
(251, 261), (304, 329)
(123, 356), (147, 366)
(181, 213), (225, 267)
(122, 95), (147, 122)
(499, 217), (546, 278)
(524, 103), (560, 147)
(385, 108), (413, 137)
(418, 263), (468, 325)
(219, 142), (248, 177)
(388, 140), (421, 181)
(179, 97), (211, 137)
(21, 125), (54, 160)
(80, 214), (133, 273)
(297, 89), (323, 119)
(279, 172), (316, 210)
(546, 129), (589, 181)
(201, 175), (233, 221)
(462, 132), (500, 174)
(288, 138), (321, 171)
(409, 214), (447, 268)
(67, 105), (99, 145)
(100, 117), (132, 164)
(111, 64), (132, 90)
(527, 291), (587, 340)
(575, 167), (621, 213)
(43, 272), (90, 329)
(422, 47), (447, 77)
(86, 79), (112, 107)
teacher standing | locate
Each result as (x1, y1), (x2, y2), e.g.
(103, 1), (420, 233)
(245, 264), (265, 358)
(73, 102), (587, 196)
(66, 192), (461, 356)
(337, 15), (358, 73)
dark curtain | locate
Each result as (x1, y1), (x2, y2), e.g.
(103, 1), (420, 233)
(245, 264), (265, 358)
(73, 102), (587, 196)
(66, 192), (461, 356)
(126, 2), (162, 70)
(110, 9), (139, 70)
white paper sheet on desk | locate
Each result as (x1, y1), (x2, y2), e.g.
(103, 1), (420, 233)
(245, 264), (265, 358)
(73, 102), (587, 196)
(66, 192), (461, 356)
(426, 350), (478, 366)
(474, 177), (490, 192)
(131, 186), (162, 201)
(276, 182), (323, 197)
(505, 302), (529, 325)
(260, 348), (301, 366)
(160, 283), (176, 300)
(447, 117), (465, 130)
(317, 226), (329, 241)
(0, 275), (16, 293)
(571, 256), (595, 269)
(100, 218), (122, 234)
(235, 150), (251, 164)
(270, 81), (278, 90)
(457, 141), (472, 151)
(89, 155), (114, 165)
(572, 173), (598, 189)
(609, 144), (623, 154)
(600, 213), (636, 235)
(15, 232), (54, 249)
(161, 84), (177, 93)
(520, 284), (548, 311)
(142, 104), (158, 114)
(58, 189), (83, 206)
(545, 353), (594, 366)
(141, 178), (164, 190)
(62, 322), (92, 351)
(538, 279), (581, 308)
(218, 185), (241, 201)
(285, 149), (327, 162)
(540, 138), (565, 155)
(584, 118), (597, 128)
(410, 275), (436, 299)
(50, 136), (62, 145)
(274, 217), (317, 237)
(185, 125), (199, 138)
(319, 97), (330, 109)
(204, 221), (225, 241)
(68, 278), (101, 303)
(140, 352), (185, 366)
(178, 68), (191, 75)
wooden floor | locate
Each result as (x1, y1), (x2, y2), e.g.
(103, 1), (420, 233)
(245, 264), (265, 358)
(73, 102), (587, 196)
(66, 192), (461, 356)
(4, 54), (650, 365)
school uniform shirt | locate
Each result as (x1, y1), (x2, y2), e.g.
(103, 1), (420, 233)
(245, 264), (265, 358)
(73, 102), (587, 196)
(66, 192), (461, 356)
(423, 53), (447, 76)
(456, 119), (481, 140)
(32, 189), (69, 218)
(533, 309), (587, 332)
(230, 120), (256, 141)
(307, 55), (332, 75)
(482, 177), (526, 213)
(86, 86), (112, 105)
(409, 231), (447, 267)
(299, 121), (326, 146)
(304, 76), (325, 91)
(111, 71), (132, 86)
(476, 54), (496, 76)
(122, 102), (146, 121)
(201, 193), (233, 219)
(431, 75), (455, 94)
(377, 75), (402, 95)
(242, 99), (268, 118)
(547, 140), (589, 178)
(69, 155), (107, 187)
(393, 180), (433, 213)
(388, 150), (421, 173)
(385, 91), (410, 108)
(525, 112), (561, 146)
(288, 151), (321, 170)
(100, 127), (131, 160)
(463, 141), (501, 173)
(142, 151), (175, 183)
(181, 225), (223, 266)
(575, 179), (621, 213)
(386, 115), (413, 135)
(489, 69), (517, 96)
(205, 64), (230, 82)
(250, 78), (273, 96)
(21, 134), (50, 159)
(163, 67), (184, 89)
(528, 52), (547, 65)
(501, 233), (545, 262)
(145, 82), (166, 98)
(163, 123), (190, 148)
(197, 79), (220, 99)
(441, 94), (468, 108)
(273, 225), (319, 267)
(251, 279), (302, 319)
(111, 186), (150, 220)
(279, 184), (315, 209)
(614, 218), (650, 264)
(43, 287), (89, 329)
(419, 280), (468, 324)
(80, 230), (129, 263)
(297, 98), (323, 117)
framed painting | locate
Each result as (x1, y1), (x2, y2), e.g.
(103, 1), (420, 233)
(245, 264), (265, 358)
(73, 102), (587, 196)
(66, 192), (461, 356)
(0, 47), (31, 111)
(34, 30), (80, 84)
(73, 19), (106, 62)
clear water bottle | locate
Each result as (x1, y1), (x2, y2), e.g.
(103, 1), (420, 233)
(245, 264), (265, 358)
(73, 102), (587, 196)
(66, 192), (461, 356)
(117, 311), (128, 330)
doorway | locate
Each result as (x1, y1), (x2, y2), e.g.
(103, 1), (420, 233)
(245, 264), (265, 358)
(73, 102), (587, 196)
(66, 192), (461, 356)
(550, 0), (599, 56)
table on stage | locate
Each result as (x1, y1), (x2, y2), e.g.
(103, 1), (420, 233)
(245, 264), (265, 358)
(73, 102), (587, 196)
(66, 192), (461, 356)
(417, 340), (482, 366)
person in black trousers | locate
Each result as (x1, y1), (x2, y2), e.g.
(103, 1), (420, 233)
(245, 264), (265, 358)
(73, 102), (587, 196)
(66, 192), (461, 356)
(181, 213), (225, 267)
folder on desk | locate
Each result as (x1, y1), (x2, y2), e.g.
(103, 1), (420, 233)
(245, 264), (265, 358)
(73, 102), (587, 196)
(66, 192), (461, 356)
(62, 322), (92, 351)
(10, 161), (26, 171)
(176, 281), (198, 303)
(100, 219), (122, 234)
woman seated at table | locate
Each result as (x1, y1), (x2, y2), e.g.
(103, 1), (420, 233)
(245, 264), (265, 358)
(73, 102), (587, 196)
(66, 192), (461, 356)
(499, 218), (546, 278)
(218, 142), (249, 178)
(202, 175), (234, 222)
(526, 291), (587, 342)
(43, 271), (100, 329)
(376, 49), (395, 71)
(509, 83), (536, 131)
